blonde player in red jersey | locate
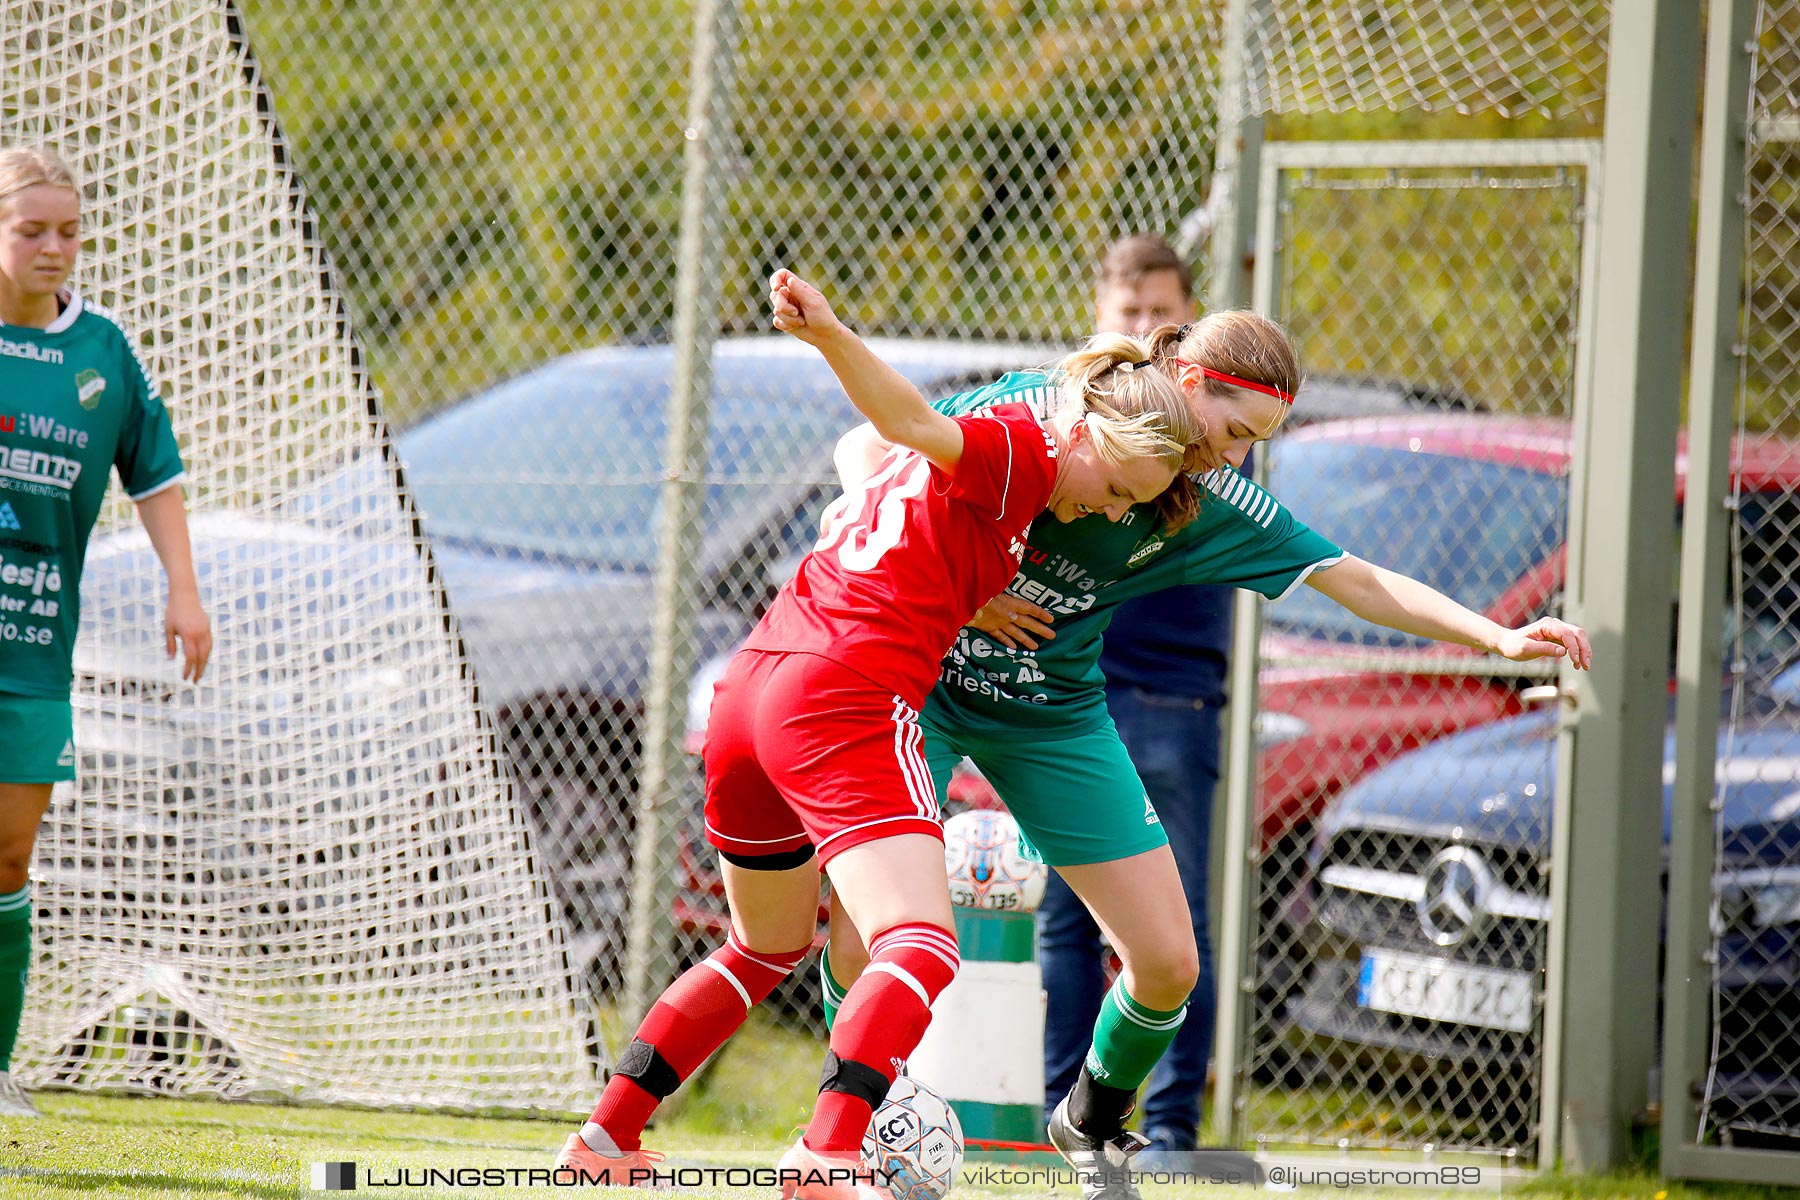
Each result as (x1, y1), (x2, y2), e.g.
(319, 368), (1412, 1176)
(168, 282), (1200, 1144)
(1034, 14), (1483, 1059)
(554, 270), (1203, 1196)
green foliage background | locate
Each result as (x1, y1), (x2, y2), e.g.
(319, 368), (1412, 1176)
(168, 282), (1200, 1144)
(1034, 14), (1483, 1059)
(235, 3), (1789, 431)
(238, 1), (1222, 425)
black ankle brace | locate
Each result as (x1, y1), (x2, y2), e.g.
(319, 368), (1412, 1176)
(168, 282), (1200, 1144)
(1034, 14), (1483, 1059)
(612, 1038), (681, 1099)
(1069, 1066), (1137, 1137)
(817, 1050), (890, 1109)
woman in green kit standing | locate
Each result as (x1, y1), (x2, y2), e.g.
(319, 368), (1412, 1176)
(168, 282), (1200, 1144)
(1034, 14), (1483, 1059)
(0, 146), (211, 1117)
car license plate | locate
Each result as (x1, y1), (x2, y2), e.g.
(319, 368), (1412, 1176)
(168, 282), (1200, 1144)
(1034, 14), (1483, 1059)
(1357, 948), (1534, 1033)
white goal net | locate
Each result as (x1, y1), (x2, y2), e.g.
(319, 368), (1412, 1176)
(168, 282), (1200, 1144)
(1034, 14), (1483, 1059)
(1, 0), (598, 1110)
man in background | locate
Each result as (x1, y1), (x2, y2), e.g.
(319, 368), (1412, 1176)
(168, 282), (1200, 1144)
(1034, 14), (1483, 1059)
(1036, 232), (1229, 1156)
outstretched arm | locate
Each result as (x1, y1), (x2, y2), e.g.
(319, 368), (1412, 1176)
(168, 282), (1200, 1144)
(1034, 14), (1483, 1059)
(1306, 554), (1592, 668)
(771, 269), (964, 473)
(135, 485), (212, 682)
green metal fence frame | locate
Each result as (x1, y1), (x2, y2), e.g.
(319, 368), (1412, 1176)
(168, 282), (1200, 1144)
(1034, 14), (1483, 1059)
(1215, 135), (1602, 1167)
(1662, 0), (1800, 1183)
(1551, 0), (1702, 1173)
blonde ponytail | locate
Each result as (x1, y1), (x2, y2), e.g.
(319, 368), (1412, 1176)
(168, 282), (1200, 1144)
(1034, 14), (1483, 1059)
(1050, 331), (1204, 531)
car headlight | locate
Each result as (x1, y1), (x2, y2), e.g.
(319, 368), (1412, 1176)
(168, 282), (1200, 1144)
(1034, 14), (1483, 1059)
(1255, 710), (1311, 750)
(1714, 867), (1800, 932)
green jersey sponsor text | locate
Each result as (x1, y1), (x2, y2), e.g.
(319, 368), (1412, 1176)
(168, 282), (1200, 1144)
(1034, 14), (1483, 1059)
(923, 370), (1343, 735)
(0, 294), (185, 697)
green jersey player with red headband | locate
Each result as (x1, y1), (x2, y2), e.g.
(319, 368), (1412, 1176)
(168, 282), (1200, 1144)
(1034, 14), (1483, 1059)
(824, 314), (1592, 1199)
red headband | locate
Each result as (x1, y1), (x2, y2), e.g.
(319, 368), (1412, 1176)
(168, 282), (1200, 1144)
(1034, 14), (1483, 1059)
(1178, 359), (1294, 404)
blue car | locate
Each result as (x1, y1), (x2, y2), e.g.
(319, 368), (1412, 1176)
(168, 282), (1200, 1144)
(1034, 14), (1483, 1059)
(1285, 697), (1800, 1147)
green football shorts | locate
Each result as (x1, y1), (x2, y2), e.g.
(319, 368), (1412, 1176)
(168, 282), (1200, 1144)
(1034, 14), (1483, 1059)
(919, 707), (1168, 868)
(0, 692), (76, 783)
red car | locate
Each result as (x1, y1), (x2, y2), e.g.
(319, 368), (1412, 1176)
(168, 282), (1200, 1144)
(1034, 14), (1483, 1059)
(1251, 414), (1579, 868)
(1251, 414), (1798, 937)
(1257, 413), (1797, 832)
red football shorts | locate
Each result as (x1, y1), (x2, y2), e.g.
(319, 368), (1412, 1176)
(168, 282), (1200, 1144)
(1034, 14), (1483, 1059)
(702, 649), (943, 866)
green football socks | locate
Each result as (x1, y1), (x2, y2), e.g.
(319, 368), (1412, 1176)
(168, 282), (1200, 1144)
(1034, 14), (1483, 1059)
(819, 942), (850, 1029)
(1084, 977), (1186, 1091)
(0, 886), (31, 1071)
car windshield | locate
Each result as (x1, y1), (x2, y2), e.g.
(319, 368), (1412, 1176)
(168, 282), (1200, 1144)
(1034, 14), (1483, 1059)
(1265, 440), (1567, 648)
(397, 351), (854, 572)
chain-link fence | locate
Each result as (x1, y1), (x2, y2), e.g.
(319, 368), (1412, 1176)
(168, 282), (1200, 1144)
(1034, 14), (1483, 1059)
(1245, 1), (1610, 122)
(1690, 0), (1800, 1151)
(232, 0), (1226, 1039)
(238, 1), (1224, 424)
(8, 0), (1799, 1173)
(1232, 147), (1594, 1160)
(1226, 1), (1799, 1174)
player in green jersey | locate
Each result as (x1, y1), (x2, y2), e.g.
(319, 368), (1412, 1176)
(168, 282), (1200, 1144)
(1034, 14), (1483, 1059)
(819, 314), (1591, 1197)
(0, 146), (210, 1118)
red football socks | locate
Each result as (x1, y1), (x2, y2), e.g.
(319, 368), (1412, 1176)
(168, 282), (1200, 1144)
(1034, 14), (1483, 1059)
(587, 934), (808, 1148)
(805, 921), (959, 1151)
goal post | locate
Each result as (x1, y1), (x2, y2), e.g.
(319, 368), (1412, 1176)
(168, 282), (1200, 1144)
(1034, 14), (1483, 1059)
(2, 0), (599, 1111)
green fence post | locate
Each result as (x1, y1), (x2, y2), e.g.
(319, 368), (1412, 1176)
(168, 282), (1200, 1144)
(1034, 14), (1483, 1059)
(1549, 0), (1701, 1172)
(1207, 0), (1267, 1150)
(625, 0), (740, 1027)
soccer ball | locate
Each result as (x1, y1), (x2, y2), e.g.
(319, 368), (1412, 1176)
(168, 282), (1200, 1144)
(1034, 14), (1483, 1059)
(942, 809), (1048, 913)
(861, 1075), (964, 1200)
